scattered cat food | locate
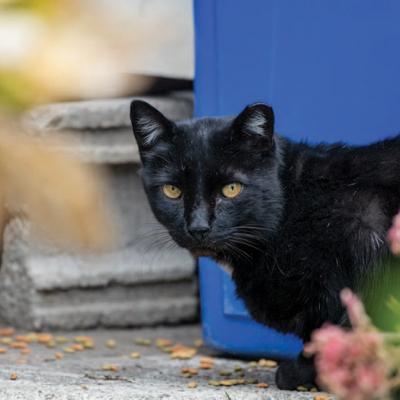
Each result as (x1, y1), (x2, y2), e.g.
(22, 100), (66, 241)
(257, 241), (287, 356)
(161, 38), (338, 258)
(310, 387), (318, 392)
(46, 340), (56, 348)
(134, 338), (152, 346)
(70, 343), (84, 352)
(187, 381), (198, 389)
(314, 396), (329, 400)
(194, 339), (203, 347)
(0, 347), (7, 354)
(181, 367), (198, 377)
(222, 379), (246, 386)
(26, 333), (39, 343)
(0, 327), (15, 337)
(20, 348), (31, 355)
(9, 341), (28, 350)
(130, 352), (141, 359)
(74, 336), (91, 343)
(102, 363), (120, 372)
(248, 361), (258, 368)
(83, 340), (94, 349)
(0, 338), (12, 345)
(63, 346), (76, 353)
(218, 370), (232, 377)
(10, 372), (17, 380)
(199, 357), (214, 369)
(234, 365), (243, 372)
(245, 378), (258, 384)
(55, 336), (69, 344)
(297, 385), (308, 392)
(258, 359), (278, 368)
(155, 338), (173, 348)
(15, 335), (33, 343)
(200, 356), (214, 365)
(55, 352), (64, 360)
(256, 382), (269, 388)
(170, 345), (197, 359)
(37, 333), (53, 344)
(105, 339), (117, 349)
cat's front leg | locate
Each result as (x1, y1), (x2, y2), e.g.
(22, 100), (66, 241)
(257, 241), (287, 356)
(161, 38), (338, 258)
(275, 353), (316, 390)
(275, 312), (349, 390)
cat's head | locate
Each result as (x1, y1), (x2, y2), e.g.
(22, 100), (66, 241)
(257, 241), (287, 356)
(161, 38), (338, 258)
(130, 100), (283, 260)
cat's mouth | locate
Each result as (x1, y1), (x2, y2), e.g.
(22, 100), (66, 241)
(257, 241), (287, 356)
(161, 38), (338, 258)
(190, 246), (218, 258)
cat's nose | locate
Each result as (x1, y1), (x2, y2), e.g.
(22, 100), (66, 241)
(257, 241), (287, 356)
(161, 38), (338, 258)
(188, 225), (210, 242)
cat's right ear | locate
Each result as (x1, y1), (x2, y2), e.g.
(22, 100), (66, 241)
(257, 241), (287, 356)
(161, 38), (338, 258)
(130, 100), (173, 150)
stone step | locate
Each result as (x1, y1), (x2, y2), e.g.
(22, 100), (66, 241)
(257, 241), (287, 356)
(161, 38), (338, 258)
(23, 93), (193, 164)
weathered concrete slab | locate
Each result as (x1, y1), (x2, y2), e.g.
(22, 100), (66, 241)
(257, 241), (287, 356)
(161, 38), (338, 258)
(25, 94), (193, 130)
(23, 94), (193, 164)
(0, 216), (196, 330)
(0, 325), (330, 400)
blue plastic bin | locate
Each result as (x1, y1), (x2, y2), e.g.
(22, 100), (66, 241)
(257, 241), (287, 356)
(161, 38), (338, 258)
(194, 0), (400, 358)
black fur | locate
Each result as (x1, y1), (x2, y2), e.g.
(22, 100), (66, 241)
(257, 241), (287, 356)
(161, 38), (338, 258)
(130, 100), (400, 389)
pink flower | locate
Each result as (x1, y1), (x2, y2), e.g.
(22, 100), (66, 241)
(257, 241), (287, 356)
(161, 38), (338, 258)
(387, 212), (400, 254)
(340, 288), (371, 329)
(305, 290), (390, 400)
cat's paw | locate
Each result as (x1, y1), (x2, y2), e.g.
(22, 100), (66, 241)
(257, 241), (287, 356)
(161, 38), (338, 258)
(275, 356), (317, 390)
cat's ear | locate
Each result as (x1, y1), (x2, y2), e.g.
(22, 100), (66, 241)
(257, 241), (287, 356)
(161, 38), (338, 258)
(232, 103), (275, 148)
(130, 100), (174, 150)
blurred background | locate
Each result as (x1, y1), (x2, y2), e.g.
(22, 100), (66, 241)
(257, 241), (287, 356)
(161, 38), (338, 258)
(0, 0), (196, 331)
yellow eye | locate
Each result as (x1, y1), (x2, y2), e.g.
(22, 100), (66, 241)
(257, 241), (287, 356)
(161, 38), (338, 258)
(162, 184), (182, 199)
(222, 182), (243, 198)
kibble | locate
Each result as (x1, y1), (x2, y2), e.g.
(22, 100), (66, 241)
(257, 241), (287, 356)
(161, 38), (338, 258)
(134, 338), (151, 346)
(187, 381), (198, 389)
(297, 385), (308, 392)
(258, 359), (278, 368)
(170, 345), (197, 360)
(102, 363), (120, 372)
(105, 339), (117, 349)
(0, 327), (15, 337)
(9, 341), (28, 349)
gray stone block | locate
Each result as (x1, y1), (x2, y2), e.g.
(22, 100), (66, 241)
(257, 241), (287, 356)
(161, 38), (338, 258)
(0, 219), (196, 330)
(23, 94), (193, 164)
(25, 94), (193, 130)
(0, 94), (197, 329)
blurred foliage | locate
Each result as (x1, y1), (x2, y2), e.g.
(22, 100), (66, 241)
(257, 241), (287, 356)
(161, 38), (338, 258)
(363, 257), (400, 332)
(0, 120), (114, 251)
(0, 0), (134, 249)
(0, 0), (57, 15)
(0, 0), (149, 111)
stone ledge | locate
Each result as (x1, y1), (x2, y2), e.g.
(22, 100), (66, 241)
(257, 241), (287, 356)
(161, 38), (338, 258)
(23, 94), (193, 164)
(24, 93), (193, 131)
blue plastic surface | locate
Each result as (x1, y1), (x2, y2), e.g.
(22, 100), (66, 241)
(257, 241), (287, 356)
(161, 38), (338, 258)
(199, 258), (303, 359)
(194, 0), (400, 358)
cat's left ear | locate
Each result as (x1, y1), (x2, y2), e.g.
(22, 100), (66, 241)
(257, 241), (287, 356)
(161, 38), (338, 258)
(232, 103), (275, 148)
(130, 100), (174, 151)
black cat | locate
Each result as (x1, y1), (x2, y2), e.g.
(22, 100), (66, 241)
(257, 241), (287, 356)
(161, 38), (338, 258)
(130, 100), (399, 390)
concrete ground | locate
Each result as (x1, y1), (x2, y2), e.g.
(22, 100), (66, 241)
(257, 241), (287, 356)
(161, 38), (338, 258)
(0, 324), (332, 400)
